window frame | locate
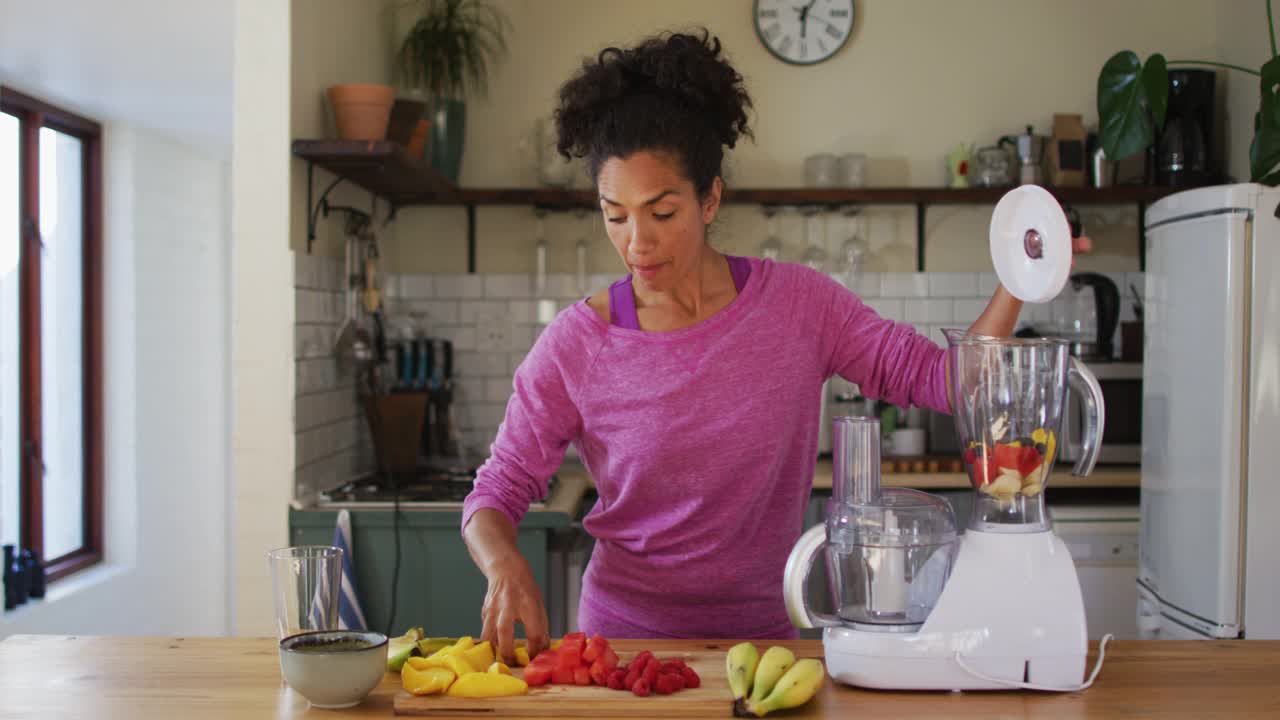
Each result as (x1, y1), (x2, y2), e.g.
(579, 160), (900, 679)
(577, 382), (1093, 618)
(1, 87), (103, 583)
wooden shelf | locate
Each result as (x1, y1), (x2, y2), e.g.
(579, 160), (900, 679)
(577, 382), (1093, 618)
(293, 140), (1177, 209)
(291, 139), (455, 206)
(293, 139), (1173, 270)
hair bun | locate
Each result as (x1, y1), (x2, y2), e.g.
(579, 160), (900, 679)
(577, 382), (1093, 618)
(555, 29), (753, 195)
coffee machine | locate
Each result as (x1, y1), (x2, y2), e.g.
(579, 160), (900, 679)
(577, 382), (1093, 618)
(1157, 69), (1217, 187)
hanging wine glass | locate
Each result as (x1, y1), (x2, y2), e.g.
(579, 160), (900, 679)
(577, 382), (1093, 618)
(759, 208), (782, 261)
(802, 208), (828, 272)
(534, 211), (548, 297)
(839, 208), (868, 287)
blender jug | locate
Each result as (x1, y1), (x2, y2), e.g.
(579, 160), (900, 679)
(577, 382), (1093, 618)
(943, 329), (1105, 532)
(785, 417), (959, 631)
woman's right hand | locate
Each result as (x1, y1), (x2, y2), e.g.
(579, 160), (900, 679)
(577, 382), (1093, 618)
(480, 554), (550, 665)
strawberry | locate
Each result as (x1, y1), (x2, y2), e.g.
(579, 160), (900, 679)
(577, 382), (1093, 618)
(1016, 445), (1042, 476)
(573, 665), (591, 686)
(551, 667), (574, 685)
(589, 659), (610, 686)
(601, 647), (619, 670)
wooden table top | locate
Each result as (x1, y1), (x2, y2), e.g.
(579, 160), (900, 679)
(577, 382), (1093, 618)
(2, 635), (1277, 719)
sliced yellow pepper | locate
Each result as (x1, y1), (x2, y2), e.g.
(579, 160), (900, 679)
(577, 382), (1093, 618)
(408, 653), (476, 677)
(460, 640), (495, 671)
(488, 661), (512, 675)
(514, 646), (530, 667)
(446, 672), (528, 698)
(402, 664), (456, 696)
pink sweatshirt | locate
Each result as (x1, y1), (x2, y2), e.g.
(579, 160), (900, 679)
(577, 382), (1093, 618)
(462, 258), (949, 639)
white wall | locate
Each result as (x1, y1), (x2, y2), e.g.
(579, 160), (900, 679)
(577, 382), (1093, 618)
(231, 0), (294, 636)
(1218, 1), (1272, 182)
(358, 0), (1225, 275)
(0, 120), (232, 636)
(0, 0), (233, 636)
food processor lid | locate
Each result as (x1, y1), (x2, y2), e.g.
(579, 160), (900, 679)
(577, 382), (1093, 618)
(989, 185), (1072, 303)
(828, 488), (959, 548)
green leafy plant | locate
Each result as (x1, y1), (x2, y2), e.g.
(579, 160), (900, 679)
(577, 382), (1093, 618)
(398, 0), (511, 100)
(1097, 0), (1278, 184)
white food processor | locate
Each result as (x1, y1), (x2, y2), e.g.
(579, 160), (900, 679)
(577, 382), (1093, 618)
(784, 185), (1110, 691)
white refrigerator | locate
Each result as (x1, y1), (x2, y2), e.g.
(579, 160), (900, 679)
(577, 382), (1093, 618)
(1138, 183), (1280, 639)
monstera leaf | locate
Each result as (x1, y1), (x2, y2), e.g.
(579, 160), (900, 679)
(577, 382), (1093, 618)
(1097, 51), (1168, 162)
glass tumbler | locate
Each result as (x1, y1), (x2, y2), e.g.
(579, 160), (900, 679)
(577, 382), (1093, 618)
(267, 545), (343, 640)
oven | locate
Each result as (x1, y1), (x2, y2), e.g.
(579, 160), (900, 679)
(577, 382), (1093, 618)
(1061, 361), (1142, 465)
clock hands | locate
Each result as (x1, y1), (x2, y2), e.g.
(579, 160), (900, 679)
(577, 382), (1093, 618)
(793, 0), (821, 39)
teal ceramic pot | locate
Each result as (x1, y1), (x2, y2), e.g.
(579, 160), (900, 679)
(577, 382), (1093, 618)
(429, 99), (466, 183)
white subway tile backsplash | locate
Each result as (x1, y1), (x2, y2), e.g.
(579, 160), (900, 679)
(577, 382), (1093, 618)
(459, 300), (507, 324)
(953, 299), (988, 323)
(455, 378), (487, 406)
(509, 324), (534, 353)
(467, 403), (509, 430)
(462, 429), (495, 456)
(437, 325), (478, 351)
(904, 299), (953, 324)
(296, 357), (345, 395)
(978, 272), (999, 296)
(296, 388), (357, 432)
(484, 273), (533, 298)
(589, 273), (617, 291)
(399, 299), (460, 328)
(864, 298), (905, 321)
(508, 300), (536, 324)
(880, 273), (930, 297)
(434, 274), (484, 299)
(545, 273), (585, 300)
(928, 273), (978, 297)
(454, 350), (510, 378)
(400, 274), (434, 299)
(849, 273), (880, 298)
(485, 378), (513, 404)
(295, 324), (337, 360)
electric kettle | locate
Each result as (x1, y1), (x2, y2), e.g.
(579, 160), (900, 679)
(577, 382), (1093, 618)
(1054, 272), (1120, 360)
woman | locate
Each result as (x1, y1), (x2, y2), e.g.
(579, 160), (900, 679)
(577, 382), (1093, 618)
(462, 31), (1023, 663)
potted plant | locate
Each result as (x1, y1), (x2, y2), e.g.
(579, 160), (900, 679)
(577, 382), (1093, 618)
(398, 0), (510, 183)
(1097, 0), (1278, 185)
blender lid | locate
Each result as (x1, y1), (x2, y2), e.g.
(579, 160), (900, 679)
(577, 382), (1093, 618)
(989, 185), (1071, 303)
(829, 488), (959, 548)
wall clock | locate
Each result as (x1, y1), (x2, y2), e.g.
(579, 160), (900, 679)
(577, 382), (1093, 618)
(754, 0), (855, 65)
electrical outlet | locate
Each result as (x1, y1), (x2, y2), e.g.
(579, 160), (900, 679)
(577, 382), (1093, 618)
(475, 311), (512, 352)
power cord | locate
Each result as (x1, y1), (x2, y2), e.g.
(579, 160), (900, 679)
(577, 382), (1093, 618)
(384, 469), (401, 637)
(953, 634), (1114, 692)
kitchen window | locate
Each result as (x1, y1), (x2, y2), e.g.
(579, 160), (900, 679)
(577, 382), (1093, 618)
(0, 88), (103, 583)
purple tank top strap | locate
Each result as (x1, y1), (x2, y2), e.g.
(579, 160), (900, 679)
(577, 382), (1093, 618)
(608, 275), (642, 330)
(608, 255), (751, 328)
(726, 255), (751, 293)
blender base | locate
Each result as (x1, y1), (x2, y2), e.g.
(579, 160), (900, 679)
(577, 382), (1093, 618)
(822, 529), (1088, 691)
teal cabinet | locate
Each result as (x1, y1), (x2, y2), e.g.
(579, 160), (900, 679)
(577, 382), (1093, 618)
(289, 507), (570, 637)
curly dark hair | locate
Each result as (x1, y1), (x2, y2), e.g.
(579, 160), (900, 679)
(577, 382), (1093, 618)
(554, 29), (753, 197)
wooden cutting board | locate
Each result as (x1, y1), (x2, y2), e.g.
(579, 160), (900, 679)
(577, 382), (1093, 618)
(394, 647), (730, 717)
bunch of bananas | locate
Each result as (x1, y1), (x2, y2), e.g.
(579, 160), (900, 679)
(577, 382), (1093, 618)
(725, 642), (825, 717)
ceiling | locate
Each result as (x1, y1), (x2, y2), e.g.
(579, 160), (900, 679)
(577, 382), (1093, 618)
(0, 0), (233, 150)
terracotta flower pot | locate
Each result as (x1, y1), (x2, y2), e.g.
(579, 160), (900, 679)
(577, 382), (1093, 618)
(327, 84), (396, 141)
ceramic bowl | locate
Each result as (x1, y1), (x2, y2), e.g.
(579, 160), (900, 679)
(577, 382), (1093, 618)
(279, 630), (388, 709)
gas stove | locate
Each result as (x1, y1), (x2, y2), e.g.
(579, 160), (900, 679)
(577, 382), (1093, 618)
(317, 463), (557, 509)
